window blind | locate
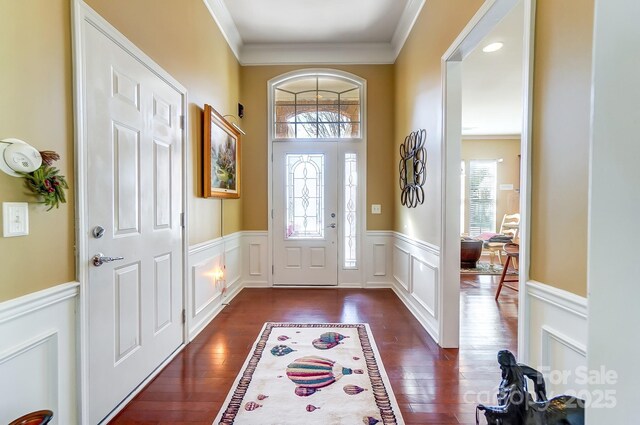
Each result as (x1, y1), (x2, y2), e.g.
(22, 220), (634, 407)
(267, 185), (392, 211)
(468, 160), (497, 236)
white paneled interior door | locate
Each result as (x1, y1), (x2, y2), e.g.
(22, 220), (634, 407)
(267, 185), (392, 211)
(273, 142), (338, 285)
(82, 19), (184, 423)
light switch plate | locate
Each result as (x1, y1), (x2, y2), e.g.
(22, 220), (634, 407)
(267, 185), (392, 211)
(371, 204), (382, 214)
(3, 202), (29, 237)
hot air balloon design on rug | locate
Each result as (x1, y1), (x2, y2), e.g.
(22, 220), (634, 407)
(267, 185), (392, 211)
(244, 401), (262, 411)
(343, 384), (367, 395)
(312, 331), (350, 350)
(271, 344), (295, 357)
(286, 355), (363, 396)
(362, 417), (380, 425)
(256, 394), (269, 400)
(277, 335), (290, 341)
(306, 404), (320, 412)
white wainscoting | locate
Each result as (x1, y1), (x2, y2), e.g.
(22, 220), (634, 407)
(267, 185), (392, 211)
(187, 233), (243, 341)
(390, 232), (441, 343)
(0, 282), (79, 425)
(364, 231), (395, 288)
(241, 231), (269, 287)
(525, 280), (588, 397)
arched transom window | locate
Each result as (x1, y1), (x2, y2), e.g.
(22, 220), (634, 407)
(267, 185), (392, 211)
(273, 75), (362, 139)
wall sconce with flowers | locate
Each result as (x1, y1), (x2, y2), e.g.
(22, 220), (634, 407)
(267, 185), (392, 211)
(214, 267), (226, 295)
(1, 138), (69, 211)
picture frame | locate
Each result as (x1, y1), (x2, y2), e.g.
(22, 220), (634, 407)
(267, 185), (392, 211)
(203, 104), (241, 199)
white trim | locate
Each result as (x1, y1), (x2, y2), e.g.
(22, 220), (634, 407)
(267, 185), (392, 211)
(391, 284), (440, 341)
(188, 280), (243, 341)
(72, 2), (189, 423)
(440, 0), (534, 350)
(525, 279), (587, 396)
(393, 231), (440, 256)
(241, 43), (395, 66)
(517, 0), (537, 363)
(526, 280), (588, 319)
(391, 0), (427, 58)
(0, 282), (79, 325)
(201, 0), (242, 60)
(0, 282), (78, 424)
(267, 69), (368, 288)
(540, 325), (587, 360)
(462, 133), (522, 140)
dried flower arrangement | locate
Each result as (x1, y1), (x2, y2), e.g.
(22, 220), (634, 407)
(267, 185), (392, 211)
(22, 150), (69, 210)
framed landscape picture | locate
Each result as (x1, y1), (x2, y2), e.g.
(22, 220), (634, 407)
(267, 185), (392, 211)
(203, 104), (241, 198)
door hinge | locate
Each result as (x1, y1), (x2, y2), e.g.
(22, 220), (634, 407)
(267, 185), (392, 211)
(181, 309), (186, 324)
(180, 212), (185, 228)
(180, 115), (185, 129)
(271, 152), (273, 162)
(271, 209), (274, 219)
(272, 265), (274, 274)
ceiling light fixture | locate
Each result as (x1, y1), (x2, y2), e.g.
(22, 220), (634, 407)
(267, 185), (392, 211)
(482, 42), (504, 53)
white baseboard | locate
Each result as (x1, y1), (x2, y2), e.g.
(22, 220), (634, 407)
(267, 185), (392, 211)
(0, 282), (79, 425)
(525, 280), (588, 397)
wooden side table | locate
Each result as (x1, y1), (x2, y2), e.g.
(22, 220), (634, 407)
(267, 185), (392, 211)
(495, 243), (519, 300)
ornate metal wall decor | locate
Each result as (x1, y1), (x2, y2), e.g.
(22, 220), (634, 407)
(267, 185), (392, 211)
(399, 129), (427, 208)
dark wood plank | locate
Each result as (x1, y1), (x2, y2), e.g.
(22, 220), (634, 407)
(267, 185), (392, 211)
(110, 274), (517, 424)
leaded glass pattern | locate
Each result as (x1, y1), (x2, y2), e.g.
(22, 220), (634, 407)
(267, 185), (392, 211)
(344, 153), (358, 268)
(286, 154), (325, 239)
(274, 76), (361, 139)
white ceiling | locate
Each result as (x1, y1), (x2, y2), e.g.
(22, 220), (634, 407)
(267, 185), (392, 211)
(204, 0), (424, 64)
(225, 0), (408, 44)
(461, 1), (524, 137)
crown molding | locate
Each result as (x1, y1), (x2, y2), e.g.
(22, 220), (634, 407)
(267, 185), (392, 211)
(202, 0), (243, 60)
(203, 0), (425, 65)
(391, 0), (427, 58)
(240, 42), (395, 66)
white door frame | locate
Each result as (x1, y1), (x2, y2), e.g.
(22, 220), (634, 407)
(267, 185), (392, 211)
(440, 0), (536, 352)
(72, 2), (190, 422)
(267, 69), (367, 287)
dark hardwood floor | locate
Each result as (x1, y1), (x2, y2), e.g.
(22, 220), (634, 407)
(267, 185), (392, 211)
(110, 273), (517, 424)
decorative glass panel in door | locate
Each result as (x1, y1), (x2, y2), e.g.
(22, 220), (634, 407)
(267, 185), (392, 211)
(273, 143), (338, 285)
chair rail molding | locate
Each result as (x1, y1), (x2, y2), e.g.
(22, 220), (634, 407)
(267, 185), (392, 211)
(524, 280), (588, 396)
(0, 282), (79, 424)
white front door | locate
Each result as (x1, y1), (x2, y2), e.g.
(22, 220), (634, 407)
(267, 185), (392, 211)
(273, 142), (338, 285)
(82, 20), (184, 423)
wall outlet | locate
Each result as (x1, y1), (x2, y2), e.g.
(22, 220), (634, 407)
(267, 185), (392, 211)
(371, 204), (382, 215)
(3, 202), (29, 237)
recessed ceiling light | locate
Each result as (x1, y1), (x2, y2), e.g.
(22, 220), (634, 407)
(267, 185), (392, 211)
(482, 42), (504, 53)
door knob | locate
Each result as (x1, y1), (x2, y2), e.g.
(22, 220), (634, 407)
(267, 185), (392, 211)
(92, 252), (125, 267)
(327, 223), (336, 229)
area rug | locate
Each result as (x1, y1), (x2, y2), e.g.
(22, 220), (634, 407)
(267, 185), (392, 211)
(460, 262), (518, 275)
(213, 323), (404, 425)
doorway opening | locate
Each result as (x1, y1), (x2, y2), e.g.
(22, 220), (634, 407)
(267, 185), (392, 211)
(440, 0), (534, 351)
(459, 1), (524, 353)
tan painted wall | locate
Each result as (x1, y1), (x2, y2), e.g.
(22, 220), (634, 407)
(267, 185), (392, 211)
(529, 0), (594, 297)
(394, 0), (484, 243)
(239, 65), (395, 231)
(85, 0), (242, 242)
(0, 0), (75, 302)
(461, 139), (521, 235)
(0, 0), (240, 302)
